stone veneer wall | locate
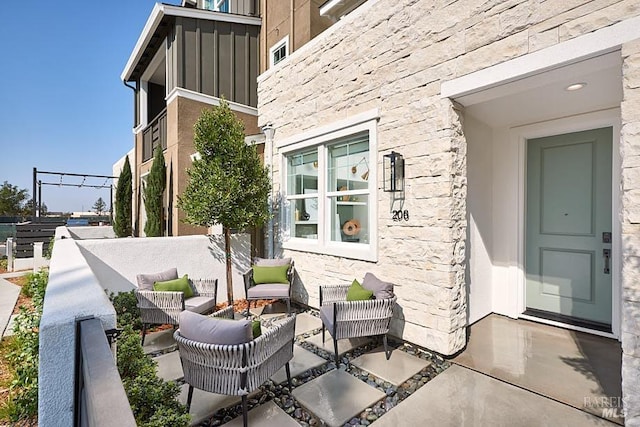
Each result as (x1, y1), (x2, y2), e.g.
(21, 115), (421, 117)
(258, 0), (640, 357)
(621, 39), (640, 426)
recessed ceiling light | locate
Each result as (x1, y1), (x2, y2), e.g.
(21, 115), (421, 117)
(566, 82), (587, 91)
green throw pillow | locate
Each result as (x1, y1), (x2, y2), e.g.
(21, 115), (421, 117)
(153, 274), (194, 298)
(252, 320), (262, 339)
(346, 279), (373, 301)
(253, 265), (290, 284)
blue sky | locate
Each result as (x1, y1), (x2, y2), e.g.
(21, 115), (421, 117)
(0, 0), (168, 212)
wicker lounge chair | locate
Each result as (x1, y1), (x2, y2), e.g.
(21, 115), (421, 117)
(135, 278), (218, 345)
(175, 308), (295, 427)
(243, 258), (295, 317)
(319, 281), (397, 365)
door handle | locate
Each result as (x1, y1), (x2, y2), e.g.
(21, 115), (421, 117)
(603, 249), (611, 274)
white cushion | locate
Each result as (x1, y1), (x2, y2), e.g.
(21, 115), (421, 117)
(254, 257), (291, 267)
(136, 268), (178, 291)
(247, 283), (290, 298)
(185, 296), (216, 315)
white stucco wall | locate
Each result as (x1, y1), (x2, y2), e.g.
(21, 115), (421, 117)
(465, 115), (494, 324)
(68, 226), (116, 240)
(39, 238), (117, 426)
(39, 231), (253, 423)
(76, 234), (251, 301)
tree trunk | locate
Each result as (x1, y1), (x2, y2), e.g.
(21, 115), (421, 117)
(224, 226), (234, 304)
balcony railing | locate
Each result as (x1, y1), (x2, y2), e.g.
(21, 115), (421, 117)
(142, 108), (167, 162)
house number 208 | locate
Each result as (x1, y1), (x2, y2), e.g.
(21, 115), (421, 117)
(392, 210), (409, 221)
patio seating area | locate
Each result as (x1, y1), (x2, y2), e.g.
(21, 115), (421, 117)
(142, 302), (620, 427)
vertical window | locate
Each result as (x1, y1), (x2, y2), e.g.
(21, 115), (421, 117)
(281, 115), (377, 262)
(203, 0), (228, 12)
(327, 133), (370, 244)
(287, 149), (319, 239)
(269, 36), (289, 68)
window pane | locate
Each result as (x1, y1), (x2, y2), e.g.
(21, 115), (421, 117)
(291, 198), (318, 239)
(328, 132), (369, 194)
(287, 149), (318, 195)
(330, 195), (369, 244)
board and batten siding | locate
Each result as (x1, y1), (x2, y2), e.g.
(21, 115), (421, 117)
(167, 17), (259, 108)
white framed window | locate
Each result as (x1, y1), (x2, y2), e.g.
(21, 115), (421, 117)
(269, 36), (289, 68)
(280, 117), (378, 261)
(202, 0), (228, 12)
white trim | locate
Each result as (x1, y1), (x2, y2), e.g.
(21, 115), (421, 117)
(269, 35), (289, 69)
(512, 108), (622, 339)
(277, 108), (380, 151)
(121, 4), (261, 82)
(166, 87), (258, 116)
(518, 315), (617, 340)
(132, 123), (145, 135)
(139, 80), (149, 130)
(441, 14), (640, 100)
(280, 117), (378, 262)
(245, 134), (265, 145)
(319, 0), (341, 16)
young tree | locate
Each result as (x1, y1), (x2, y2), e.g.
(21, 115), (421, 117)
(178, 100), (270, 303)
(93, 197), (107, 215)
(144, 146), (166, 237)
(114, 156), (133, 237)
(0, 181), (29, 216)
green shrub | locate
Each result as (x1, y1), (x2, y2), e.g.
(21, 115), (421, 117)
(3, 269), (48, 421)
(109, 290), (142, 331)
(117, 326), (190, 427)
(44, 236), (54, 259)
(0, 258), (7, 271)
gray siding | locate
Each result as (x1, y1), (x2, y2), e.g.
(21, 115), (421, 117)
(169, 17), (259, 107)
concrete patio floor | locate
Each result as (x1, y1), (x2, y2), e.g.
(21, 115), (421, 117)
(146, 306), (622, 426)
(453, 314), (623, 424)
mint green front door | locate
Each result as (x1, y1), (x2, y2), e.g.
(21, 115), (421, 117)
(526, 127), (612, 326)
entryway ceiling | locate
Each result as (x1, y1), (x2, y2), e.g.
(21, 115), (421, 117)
(460, 51), (622, 128)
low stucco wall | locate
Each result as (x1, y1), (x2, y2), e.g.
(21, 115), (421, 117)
(38, 230), (253, 423)
(76, 234), (252, 302)
(39, 238), (117, 426)
(68, 226), (116, 240)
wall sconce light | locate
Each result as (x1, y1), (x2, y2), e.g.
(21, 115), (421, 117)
(383, 151), (404, 192)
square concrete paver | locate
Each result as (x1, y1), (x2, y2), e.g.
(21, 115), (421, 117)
(154, 350), (183, 382)
(178, 385), (241, 426)
(143, 329), (176, 354)
(293, 313), (322, 335)
(271, 344), (327, 384)
(351, 347), (431, 386)
(250, 301), (289, 319)
(305, 333), (371, 357)
(292, 370), (385, 427)
(374, 365), (617, 427)
(221, 401), (299, 427)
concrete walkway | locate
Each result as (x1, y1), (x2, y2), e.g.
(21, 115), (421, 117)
(0, 274), (22, 337)
(146, 305), (620, 427)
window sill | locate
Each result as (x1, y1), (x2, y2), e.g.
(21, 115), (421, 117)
(282, 239), (377, 262)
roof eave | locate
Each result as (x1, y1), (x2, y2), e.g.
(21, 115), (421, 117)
(121, 4), (262, 82)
